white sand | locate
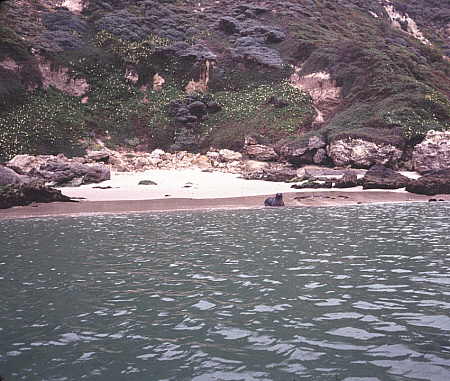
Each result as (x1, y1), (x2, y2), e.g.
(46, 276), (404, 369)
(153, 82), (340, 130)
(58, 169), (416, 202)
(58, 169), (295, 201)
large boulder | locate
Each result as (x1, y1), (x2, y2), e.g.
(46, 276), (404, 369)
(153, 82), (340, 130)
(328, 138), (403, 168)
(0, 181), (74, 209)
(218, 149), (243, 162)
(244, 144), (278, 161)
(361, 164), (410, 190)
(32, 161), (110, 186)
(275, 136), (328, 165)
(412, 130), (450, 174)
(406, 168), (450, 195)
(334, 172), (359, 188)
(243, 164), (297, 182)
(0, 166), (27, 185)
(7, 155), (110, 186)
(7, 154), (49, 174)
(87, 150), (110, 163)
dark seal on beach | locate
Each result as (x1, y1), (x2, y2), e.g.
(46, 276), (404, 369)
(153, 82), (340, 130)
(264, 193), (285, 206)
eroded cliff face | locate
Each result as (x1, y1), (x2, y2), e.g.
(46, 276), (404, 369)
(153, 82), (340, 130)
(383, 0), (431, 45)
(60, 0), (87, 14)
(0, 0), (448, 165)
(290, 69), (342, 125)
(0, 55), (88, 96)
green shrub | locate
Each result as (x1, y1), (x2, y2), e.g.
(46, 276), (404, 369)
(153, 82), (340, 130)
(0, 89), (85, 160)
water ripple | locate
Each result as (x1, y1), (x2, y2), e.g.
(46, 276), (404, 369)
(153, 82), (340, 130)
(1, 203), (449, 380)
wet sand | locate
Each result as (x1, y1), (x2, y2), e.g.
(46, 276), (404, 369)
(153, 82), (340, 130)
(1, 191), (446, 220)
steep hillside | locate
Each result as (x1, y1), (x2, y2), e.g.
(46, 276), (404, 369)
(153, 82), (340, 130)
(0, 0), (449, 164)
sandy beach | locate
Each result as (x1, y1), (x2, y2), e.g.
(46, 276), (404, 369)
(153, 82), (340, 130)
(0, 169), (447, 219)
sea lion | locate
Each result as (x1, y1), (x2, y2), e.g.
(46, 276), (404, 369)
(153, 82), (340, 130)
(264, 193), (285, 206)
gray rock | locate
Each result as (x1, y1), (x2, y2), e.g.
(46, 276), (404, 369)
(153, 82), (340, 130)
(406, 168), (450, 195)
(188, 101), (207, 117)
(0, 181), (75, 209)
(313, 148), (327, 164)
(412, 130), (450, 174)
(0, 166), (26, 186)
(265, 30), (286, 43)
(138, 180), (158, 185)
(231, 37), (283, 67)
(361, 165), (410, 190)
(158, 42), (216, 61)
(334, 172), (359, 188)
(87, 151), (110, 163)
(291, 180), (333, 189)
(276, 136), (328, 165)
(8, 155), (110, 186)
(328, 138), (403, 168)
(218, 149), (243, 162)
(244, 144), (278, 161)
(243, 164), (297, 182)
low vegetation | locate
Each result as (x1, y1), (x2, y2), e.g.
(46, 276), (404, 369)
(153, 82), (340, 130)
(0, 0), (449, 160)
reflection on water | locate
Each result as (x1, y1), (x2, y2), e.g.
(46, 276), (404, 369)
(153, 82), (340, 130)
(1, 203), (450, 380)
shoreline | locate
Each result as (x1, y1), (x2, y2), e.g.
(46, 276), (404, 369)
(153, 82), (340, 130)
(0, 190), (447, 220)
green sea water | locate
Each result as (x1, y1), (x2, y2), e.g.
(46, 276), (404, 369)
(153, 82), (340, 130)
(1, 203), (450, 380)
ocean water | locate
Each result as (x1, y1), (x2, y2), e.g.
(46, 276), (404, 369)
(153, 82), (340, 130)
(1, 203), (449, 381)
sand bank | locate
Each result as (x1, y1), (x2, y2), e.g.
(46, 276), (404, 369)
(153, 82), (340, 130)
(0, 169), (447, 219)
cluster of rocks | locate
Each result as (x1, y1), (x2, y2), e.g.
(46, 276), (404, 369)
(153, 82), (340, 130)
(168, 95), (221, 129)
(6, 154), (110, 187)
(0, 154), (111, 209)
(86, 147), (245, 174)
(406, 168), (450, 195)
(290, 164), (450, 196)
(0, 181), (74, 209)
(0, 165), (74, 209)
(412, 130), (450, 173)
(243, 130), (450, 173)
(275, 136), (329, 165)
(218, 12), (286, 67)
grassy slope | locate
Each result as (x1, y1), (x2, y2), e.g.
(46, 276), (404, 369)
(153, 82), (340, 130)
(0, 0), (448, 160)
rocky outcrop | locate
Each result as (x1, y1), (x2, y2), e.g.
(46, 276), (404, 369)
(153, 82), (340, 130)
(296, 166), (366, 179)
(291, 180), (333, 189)
(217, 15), (286, 67)
(87, 146), (245, 174)
(244, 144), (278, 161)
(231, 36), (283, 67)
(412, 130), (450, 174)
(406, 168), (450, 195)
(0, 181), (75, 209)
(334, 172), (359, 188)
(7, 154), (110, 186)
(168, 95), (220, 129)
(276, 136), (328, 165)
(361, 164), (410, 190)
(328, 138), (403, 168)
(217, 149), (243, 162)
(384, 1), (430, 45)
(0, 166), (28, 186)
(243, 163), (297, 182)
